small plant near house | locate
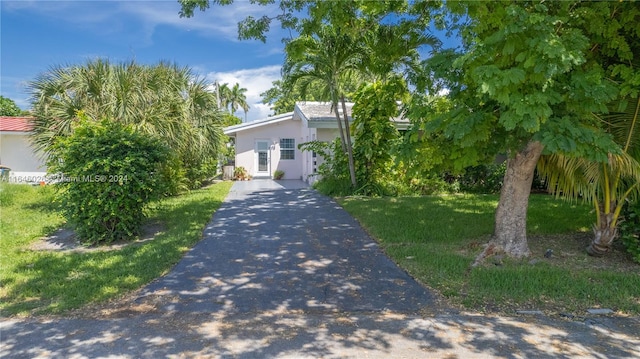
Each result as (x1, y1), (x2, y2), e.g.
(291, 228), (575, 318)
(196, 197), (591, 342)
(273, 170), (285, 180)
(234, 166), (250, 181)
(48, 116), (167, 245)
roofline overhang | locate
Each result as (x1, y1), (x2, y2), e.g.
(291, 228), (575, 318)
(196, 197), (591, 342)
(0, 131), (33, 135)
(223, 112), (295, 136)
(308, 121), (410, 130)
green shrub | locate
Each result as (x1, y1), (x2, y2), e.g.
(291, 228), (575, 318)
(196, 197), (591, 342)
(184, 156), (218, 189)
(352, 80), (403, 196)
(300, 139), (353, 196)
(155, 154), (189, 196)
(49, 118), (167, 245)
(410, 175), (457, 195)
(234, 166), (250, 180)
(273, 170), (285, 180)
(620, 200), (640, 264)
(314, 177), (355, 196)
(457, 163), (506, 194)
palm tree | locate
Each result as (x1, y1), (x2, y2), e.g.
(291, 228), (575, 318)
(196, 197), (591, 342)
(227, 83), (250, 120)
(217, 82), (231, 110)
(29, 59), (224, 186)
(283, 25), (363, 188)
(359, 23), (441, 84)
(537, 96), (640, 256)
(216, 82), (249, 121)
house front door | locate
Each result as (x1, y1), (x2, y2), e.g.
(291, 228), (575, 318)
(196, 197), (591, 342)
(255, 140), (270, 176)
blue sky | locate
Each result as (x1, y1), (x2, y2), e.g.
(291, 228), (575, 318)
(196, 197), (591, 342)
(1, 0), (288, 121)
(1, 1), (459, 122)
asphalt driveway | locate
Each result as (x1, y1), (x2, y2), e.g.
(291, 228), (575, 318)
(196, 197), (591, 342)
(135, 179), (433, 314)
(2, 180), (639, 358)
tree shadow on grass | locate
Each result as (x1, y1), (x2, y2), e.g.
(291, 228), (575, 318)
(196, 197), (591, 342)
(0, 187), (226, 317)
(2, 185), (639, 358)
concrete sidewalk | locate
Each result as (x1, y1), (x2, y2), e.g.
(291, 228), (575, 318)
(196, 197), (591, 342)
(2, 180), (639, 358)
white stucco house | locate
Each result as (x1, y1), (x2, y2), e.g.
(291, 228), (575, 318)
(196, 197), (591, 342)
(223, 102), (409, 184)
(0, 116), (47, 183)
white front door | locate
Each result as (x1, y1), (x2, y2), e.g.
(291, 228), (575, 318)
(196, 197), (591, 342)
(255, 140), (270, 176)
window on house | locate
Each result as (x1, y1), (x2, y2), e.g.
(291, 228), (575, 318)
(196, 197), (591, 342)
(280, 138), (295, 160)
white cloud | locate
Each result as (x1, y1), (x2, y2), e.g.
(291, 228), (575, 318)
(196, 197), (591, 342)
(3, 0), (282, 44)
(206, 65), (282, 122)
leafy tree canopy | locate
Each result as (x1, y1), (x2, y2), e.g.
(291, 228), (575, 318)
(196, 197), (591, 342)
(261, 79), (325, 116)
(0, 96), (22, 116)
(179, 0), (439, 43)
(420, 1), (631, 171)
(423, 0), (640, 260)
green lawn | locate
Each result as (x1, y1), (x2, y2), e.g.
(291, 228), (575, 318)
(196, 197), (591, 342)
(3, 184), (637, 317)
(0, 181), (232, 317)
(340, 194), (640, 315)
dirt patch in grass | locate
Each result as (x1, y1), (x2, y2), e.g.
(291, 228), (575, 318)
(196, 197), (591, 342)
(451, 232), (639, 315)
(460, 232), (638, 273)
(28, 221), (166, 253)
(527, 232), (638, 273)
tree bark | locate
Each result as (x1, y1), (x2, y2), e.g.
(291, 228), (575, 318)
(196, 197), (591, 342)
(332, 100), (348, 154)
(341, 95), (357, 188)
(587, 211), (618, 256)
(474, 140), (544, 265)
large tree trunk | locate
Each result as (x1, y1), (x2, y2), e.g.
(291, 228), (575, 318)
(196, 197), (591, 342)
(341, 95), (357, 188)
(474, 141), (544, 265)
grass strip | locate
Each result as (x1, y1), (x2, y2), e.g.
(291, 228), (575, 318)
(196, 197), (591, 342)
(339, 194), (640, 315)
(0, 181), (232, 316)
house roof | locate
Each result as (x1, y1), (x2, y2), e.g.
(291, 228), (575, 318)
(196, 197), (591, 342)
(0, 116), (35, 133)
(222, 101), (411, 134)
(223, 112), (294, 136)
(295, 102), (352, 122)
(295, 101), (410, 130)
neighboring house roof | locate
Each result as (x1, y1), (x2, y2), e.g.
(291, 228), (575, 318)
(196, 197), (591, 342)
(224, 112), (294, 136)
(0, 116), (35, 133)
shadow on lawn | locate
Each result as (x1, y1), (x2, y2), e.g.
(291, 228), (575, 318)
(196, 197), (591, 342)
(0, 188), (226, 316)
(2, 185), (639, 358)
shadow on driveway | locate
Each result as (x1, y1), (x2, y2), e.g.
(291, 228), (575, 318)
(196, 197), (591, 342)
(2, 180), (639, 358)
(135, 179), (433, 314)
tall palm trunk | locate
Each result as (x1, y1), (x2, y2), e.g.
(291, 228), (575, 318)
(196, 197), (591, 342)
(587, 163), (640, 256)
(341, 95), (357, 188)
(588, 207), (618, 256)
(332, 99), (348, 154)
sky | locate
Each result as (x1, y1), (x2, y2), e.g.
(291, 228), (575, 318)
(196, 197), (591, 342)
(1, 1), (460, 122)
(1, 0), (289, 122)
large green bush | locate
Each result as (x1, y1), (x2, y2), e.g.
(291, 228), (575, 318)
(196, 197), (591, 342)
(457, 163), (506, 194)
(300, 139), (353, 196)
(352, 80), (403, 196)
(620, 200), (640, 264)
(49, 118), (167, 245)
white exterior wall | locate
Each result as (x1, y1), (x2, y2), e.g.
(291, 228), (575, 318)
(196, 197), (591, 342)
(300, 128), (317, 183)
(235, 119), (306, 179)
(317, 128), (340, 142)
(301, 128), (341, 185)
(0, 133), (47, 173)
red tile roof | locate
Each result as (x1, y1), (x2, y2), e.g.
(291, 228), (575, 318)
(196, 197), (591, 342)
(0, 116), (35, 132)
